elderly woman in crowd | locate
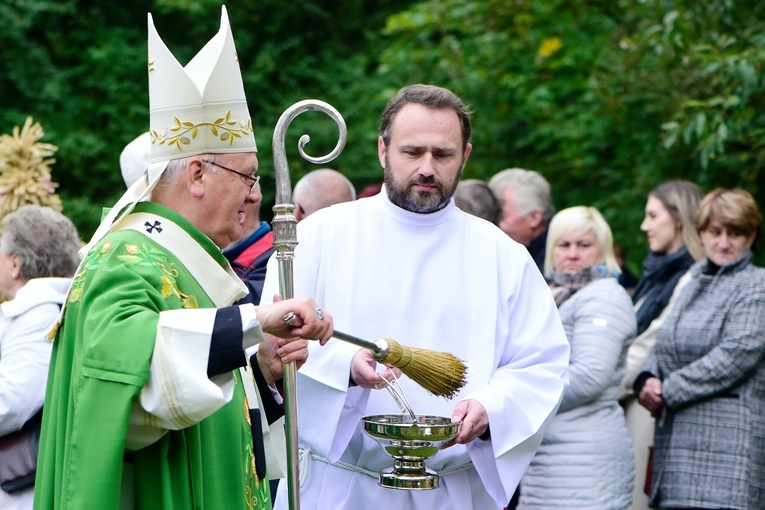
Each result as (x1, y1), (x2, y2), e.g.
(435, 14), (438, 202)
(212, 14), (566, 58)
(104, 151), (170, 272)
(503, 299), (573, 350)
(619, 180), (704, 510)
(636, 188), (765, 510)
(519, 206), (636, 510)
(0, 206), (81, 509)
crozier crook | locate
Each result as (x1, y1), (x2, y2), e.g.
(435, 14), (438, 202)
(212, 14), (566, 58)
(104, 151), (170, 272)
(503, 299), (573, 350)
(271, 100), (347, 510)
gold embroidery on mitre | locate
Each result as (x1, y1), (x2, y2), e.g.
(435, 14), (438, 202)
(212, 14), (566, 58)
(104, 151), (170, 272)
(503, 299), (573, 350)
(150, 111), (253, 151)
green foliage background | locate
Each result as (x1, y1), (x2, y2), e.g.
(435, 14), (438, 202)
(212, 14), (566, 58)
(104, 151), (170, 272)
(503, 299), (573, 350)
(1, 0), (763, 274)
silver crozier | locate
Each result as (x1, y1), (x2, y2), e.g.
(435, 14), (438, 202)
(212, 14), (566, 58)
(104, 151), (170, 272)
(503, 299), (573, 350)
(271, 100), (347, 510)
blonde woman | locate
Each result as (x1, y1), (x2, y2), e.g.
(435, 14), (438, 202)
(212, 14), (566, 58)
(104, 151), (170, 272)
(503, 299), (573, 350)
(519, 206), (636, 509)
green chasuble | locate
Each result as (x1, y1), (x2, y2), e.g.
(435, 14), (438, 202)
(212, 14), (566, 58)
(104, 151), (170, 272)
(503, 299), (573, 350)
(34, 202), (272, 510)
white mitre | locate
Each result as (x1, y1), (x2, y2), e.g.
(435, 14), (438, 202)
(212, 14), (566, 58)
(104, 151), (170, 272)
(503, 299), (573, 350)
(148, 4), (257, 162)
(81, 5), (257, 258)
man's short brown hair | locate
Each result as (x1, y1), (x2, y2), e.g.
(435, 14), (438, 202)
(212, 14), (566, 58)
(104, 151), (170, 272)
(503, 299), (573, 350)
(379, 84), (472, 152)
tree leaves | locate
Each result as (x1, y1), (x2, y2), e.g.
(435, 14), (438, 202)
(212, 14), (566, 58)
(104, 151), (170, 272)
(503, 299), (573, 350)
(1, 0), (763, 269)
(373, 0), (765, 268)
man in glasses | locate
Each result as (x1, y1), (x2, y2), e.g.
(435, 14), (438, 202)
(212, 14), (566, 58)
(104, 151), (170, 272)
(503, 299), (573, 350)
(221, 160), (274, 306)
(34, 8), (332, 510)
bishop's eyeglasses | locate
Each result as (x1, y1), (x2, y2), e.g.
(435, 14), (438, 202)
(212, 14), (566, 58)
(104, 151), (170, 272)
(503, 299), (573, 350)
(202, 159), (260, 193)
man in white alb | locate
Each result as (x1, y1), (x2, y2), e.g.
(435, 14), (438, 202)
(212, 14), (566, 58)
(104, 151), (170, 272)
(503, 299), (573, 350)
(265, 84), (570, 510)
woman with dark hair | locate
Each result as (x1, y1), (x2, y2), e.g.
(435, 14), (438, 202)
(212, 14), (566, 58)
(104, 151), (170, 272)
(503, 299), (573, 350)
(636, 188), (765, 509)
(0, 206), (81, 509)
(619, 180), (703, 510)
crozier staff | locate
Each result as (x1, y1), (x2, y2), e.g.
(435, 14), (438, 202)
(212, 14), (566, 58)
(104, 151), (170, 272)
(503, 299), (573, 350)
(33, 7), (333, 510)
(263, 84), (570, 510)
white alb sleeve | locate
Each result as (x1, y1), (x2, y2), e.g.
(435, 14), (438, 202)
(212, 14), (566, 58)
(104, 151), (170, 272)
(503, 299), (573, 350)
(127, 308), (242, 449)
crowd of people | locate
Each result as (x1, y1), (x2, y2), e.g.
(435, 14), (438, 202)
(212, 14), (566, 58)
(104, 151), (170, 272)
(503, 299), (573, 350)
(1, 6), (764, 510)
(462, 173), (765, 510)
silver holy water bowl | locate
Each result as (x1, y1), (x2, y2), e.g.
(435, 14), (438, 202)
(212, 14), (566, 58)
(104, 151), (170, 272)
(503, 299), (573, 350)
(362, 414), (461, 490)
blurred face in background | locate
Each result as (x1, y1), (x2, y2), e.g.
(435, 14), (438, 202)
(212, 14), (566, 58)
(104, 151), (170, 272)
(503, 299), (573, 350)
(497, 186), (543, 247)
(700, 220), (754, 266)
(552, 228), (602, 273)
(641, 195), (683, 254)
(0, 244), (23, 299)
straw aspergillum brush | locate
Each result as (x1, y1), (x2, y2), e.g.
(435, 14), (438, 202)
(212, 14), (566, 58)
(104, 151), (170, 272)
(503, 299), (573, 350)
(332, 331), (468, 399)
(281, 312), (467, 398)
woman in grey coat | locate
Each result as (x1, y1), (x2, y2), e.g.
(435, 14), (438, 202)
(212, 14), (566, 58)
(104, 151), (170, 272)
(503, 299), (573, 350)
(636, 188), (765, 510)
(519, 206), (636, 510)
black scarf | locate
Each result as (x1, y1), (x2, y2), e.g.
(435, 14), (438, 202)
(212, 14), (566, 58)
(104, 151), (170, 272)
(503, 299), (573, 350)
(631, 247), (695, 335)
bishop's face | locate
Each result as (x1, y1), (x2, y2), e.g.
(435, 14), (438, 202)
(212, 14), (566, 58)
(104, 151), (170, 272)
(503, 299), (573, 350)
(379, 103), (472, 214)
(203, 152), (260, 248)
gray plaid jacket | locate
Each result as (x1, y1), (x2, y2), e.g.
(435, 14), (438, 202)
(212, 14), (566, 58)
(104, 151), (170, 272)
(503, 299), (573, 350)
(643, 251), (765, 509)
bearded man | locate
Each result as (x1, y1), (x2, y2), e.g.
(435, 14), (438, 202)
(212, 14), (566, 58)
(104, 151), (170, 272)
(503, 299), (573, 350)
(264, 84), (570, 510)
